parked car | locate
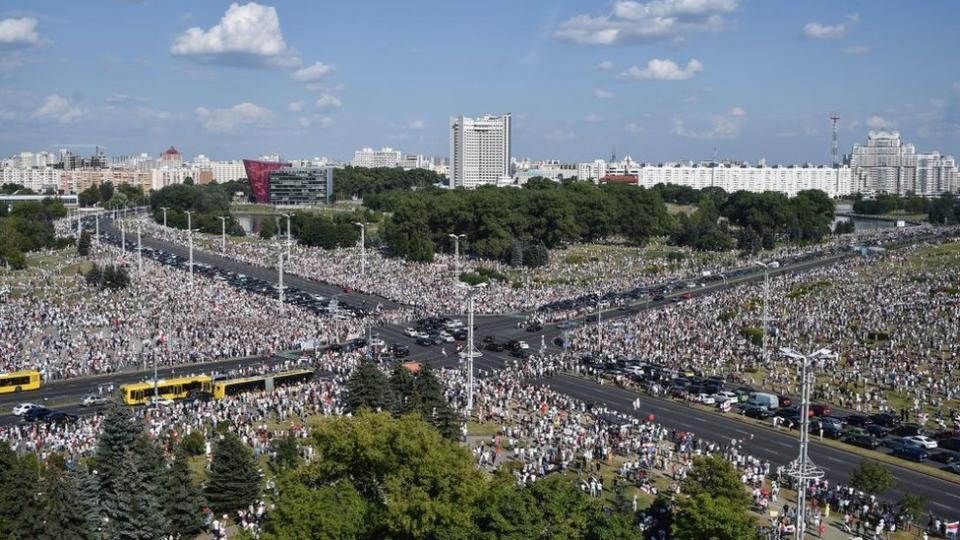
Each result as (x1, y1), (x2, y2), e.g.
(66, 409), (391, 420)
(403, 327), (418, 337)
(869, 412), (900, 428)
(844, 434), (880, 450)
(714, 391), (739, 406)
(415, 336), (433, 347)
(697, 393), (716, 405)
(80, 394), (110, 407)
(893, 446), (928, 462)
(883, 437), (921, 451)
(777, 395), (793, 408)
(22, 407), (53, 422)
(390, 344), (410, 358)
(906, 435), (938, 449)
(745, 392), (779, 411)
(742, 405), (770, 419)
(945, 463), (960, 475)
(41, 411), (78, 423)
(809, 404), (831, 417)
(525, 322), (543, 332)
(809, 421), (843, 439)
(843, 415), (874, 428)
(929, 450), (960, 465)
(889, 424), (924, 438)
(939, 438), (960, 452)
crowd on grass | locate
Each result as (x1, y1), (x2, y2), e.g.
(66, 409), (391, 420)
(565, 227), (960, 431)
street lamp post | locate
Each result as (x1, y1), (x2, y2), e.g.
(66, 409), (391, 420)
(280, 213), (292, 258)
(94, 212), (100, 244)
(353, 222), (366, 277)
(160, 207), (169, 228)
(460, 282), (487, 420)
(448, 233), (466, 277)
(755, 261), (772, 366)
(137, 223), (143, 275)
(217, 216), (228, 253)
(596, 291), (602, 350)
(780, 347), (831, 540)
(185, 211), (194, 291)
(278, 250), (285, 314)
(120, 218), (126, 255)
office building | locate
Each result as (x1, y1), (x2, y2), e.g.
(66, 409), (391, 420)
(269, 166), (334, 205)
(351, 147), (401, 168)
(849, 131), (958, 195)
(449, 113), (512, 189)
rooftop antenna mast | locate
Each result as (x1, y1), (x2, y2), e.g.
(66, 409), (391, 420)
(830, 112), (840, 166)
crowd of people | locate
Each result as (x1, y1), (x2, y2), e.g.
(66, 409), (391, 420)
(565, 228), (960, 430)
(0, 240), (378, 380)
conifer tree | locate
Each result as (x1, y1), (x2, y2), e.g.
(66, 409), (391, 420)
(205, 432), (261, 514)
(40, 468), (98, 540)
(94, 407), (144, 523)
(165, 449), (206, 537)
(389, 364), (416, 415)
(345, 357), (395, 413)
(1, 454), (44, 540)
(106, 451), (166, 540)
(73, 465), (103, 537)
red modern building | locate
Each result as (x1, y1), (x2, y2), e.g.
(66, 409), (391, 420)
(243, 159), (290, 203)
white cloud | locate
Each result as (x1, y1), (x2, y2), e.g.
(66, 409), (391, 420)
(195, 101), (273, 133)
(929, 98), (947, 109)
(298, 114), (334, 129)
(844, 45), (870, 55)
(865, 115), (894, 130)
(0, 17), (41, 48)
(291, 61), (333, 82)
(287, 101), (303, 112)
(134, 107), (176, 121)
(314, 93), (341, 109)
(596, 60), (613, 70)
(954, 82), (960, 92)
(105, 93), (149, 105)
(33, 94), (84, 123)
(170, 2), (300, 68)
(584, 113), (603, 123)
(619, 58), (702, 81)
(673, 107), (745, 139)
(407, 119), (426, 130)
(625, 122), (643, 134)
(803, 13), (856, 40)
(593, 89), (615, 99)
(802, 22), (847, 39)
(554, 0), (737, 46)
(544, 128), (575, 141)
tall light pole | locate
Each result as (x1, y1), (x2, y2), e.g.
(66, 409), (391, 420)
(160, 207), (169, 228)
(755, 261), (772, 366)
(448, 233), (466, 277)
(136, 223), (143, 275)
(120, 217), (126, 255)
(280, 213), (292, 258)
(596, 291), (602, 350)
(353, 222), (366, 278)
(185, 211), (194, 292)
(780, 347), (831, 540)
(278, 249), (285, 314)
(94, 212), (100, 244)
(217, 216), (227, 253)
(459, 282), (487, 420)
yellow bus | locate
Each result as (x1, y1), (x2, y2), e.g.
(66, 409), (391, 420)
(0, 370), (42, 394)
(120, 375), (212, 405)
(211, 369), (314, 400)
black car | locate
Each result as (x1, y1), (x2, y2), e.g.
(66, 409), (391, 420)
(865, 424), (891, 438)
(939, 438), (960, 452)
(452, 329), (468, 341)
(869, 412), (900, 428)
(482, 335), (496, 343)
(889, 424), (923, 438)
(525, 323), (542, 332)
(22, 407), (52, 422)
(929, 450), (960, 465)
(390, 344), (410, 358)
(844, 434), (880, 450)
(485, 342), (505, 352)
(742, 405), (771, 420)
(843, 414), (873, 428)
(41, 411), (78, 423)
(416, 336), (433, 347)
(809, 422), (843, 439)
(510, 349), (531, 359)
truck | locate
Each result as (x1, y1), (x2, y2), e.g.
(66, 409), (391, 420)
(745, 392), (779, 411)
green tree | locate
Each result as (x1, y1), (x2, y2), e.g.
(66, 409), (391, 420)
(848, 459), (894, 495)
(345, 357), (396, 413)
(180, 430), (206, 456)
(107, 451), (166, 540)
(680, 455), (750, 506)
(78, 185), (101, 207)
(672, 492), (760, 540)
(98, 181), (114, 202)
(94, 407), (143, 521)
(389, 363), (417, 415)
(272, 434), (301, 470)
(40, 468), (98, 540)
(413, 361), (462, 439)
(205, 432), (262, 514)
(72, 465), (102, 537)
(165, 449), (206, 537)
(262, 477), (369, 540)
(304, 411), (484, 539)
(0, 453), (44, 540)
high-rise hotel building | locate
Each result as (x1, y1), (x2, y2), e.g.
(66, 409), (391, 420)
(449, 113), (511, 189)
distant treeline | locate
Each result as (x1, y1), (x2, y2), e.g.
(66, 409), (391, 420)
(851, 192), (959, 224)
(333, 166), (444, 200)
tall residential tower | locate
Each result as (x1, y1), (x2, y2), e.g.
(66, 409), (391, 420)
(449, 113), (511, 189)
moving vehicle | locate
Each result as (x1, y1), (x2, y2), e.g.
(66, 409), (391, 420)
(390, 344), (410, 358)
(12, 403), (41, 416)
(403, 327), (418, 337)
(41, 411), (78, 423)
(844, 434), (880, 450)
(120, 376), (212, 406)
(0, 370), (42, 395)
(809, 404), (831, 417)
(22, 407), (53, 422)
(80, 394), (110, 407)
(892, 446), (928, 462)
(211, 369), (314, 400)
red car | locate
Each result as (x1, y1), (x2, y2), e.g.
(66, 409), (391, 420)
(681, 292), (692, 300)
(778, 395), (793, 408)
(810, 404), (831, 417)
(343, 286), (353, 293)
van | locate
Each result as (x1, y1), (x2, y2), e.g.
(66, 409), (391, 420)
(745, 392), (779, 411)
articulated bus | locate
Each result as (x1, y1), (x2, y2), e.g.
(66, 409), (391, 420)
(0, 370), (42, 394)
(211, 369), (314, 400)
(120, 375), (212, 405)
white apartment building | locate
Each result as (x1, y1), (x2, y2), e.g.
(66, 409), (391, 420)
(400, 154), (433, 170)
(351, 147), (401, 168)
(60, 168), (153, 194)
(449, 113), (511, 189)
(633, 163), (852, 197)
(150, 166), (202, 191)
(0, 167), (62, 192)
(850, 131), (958, 195)
(207, 160), (247, 183)
(577, 160), (608, 183)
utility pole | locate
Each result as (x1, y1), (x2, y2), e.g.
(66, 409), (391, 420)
(120, 218), (126, 255)
(756, 261), (772, 366)
(353, 222), (366, 277)
(94, 212), (100, 244)
(780, 347), (831, 540)
(185, 210), (194, 292)
(217, 216), (227, 253)
(137, 223), (142, 275)
(281, 213), (292, 258)
(596, 291), (602, 350)
(448, 233), (466, 277)
(160, 207), (168, 228)
(278, 250), (285, 314)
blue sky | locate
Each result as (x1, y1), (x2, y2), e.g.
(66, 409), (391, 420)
(0, 0), (957, 164)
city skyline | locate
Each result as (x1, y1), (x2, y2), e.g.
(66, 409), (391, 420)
(0, 1), (958, 163)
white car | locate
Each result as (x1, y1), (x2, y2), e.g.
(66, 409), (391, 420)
(906, 435), (938, 449)
(517, 340), (530, 350)
(714, 391), (738, 405)
(80, 394), (110, 407)
(12, 403), (40, 416)
(697, 393), (716, 405)
(149, 397), (174, 406)
(369, 337), (386, 348)
(403, 327), (418, 337)
(439, 332), (455, 343)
